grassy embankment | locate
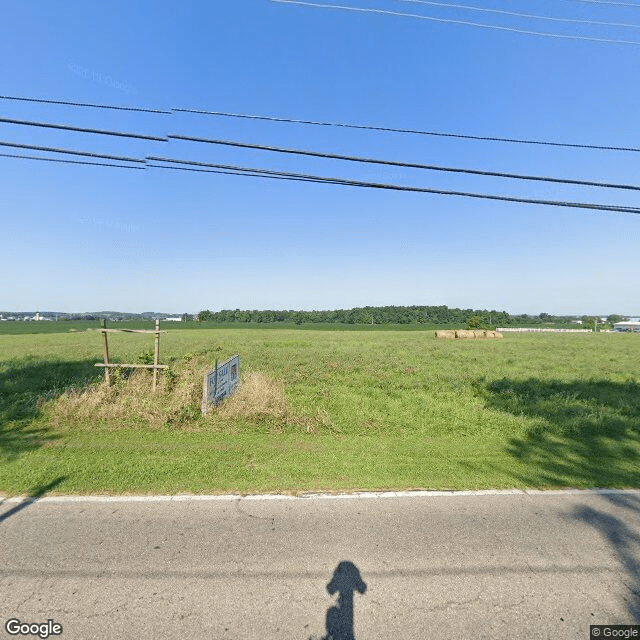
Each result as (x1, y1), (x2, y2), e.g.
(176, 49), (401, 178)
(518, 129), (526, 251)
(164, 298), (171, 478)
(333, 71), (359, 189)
(1, 323), (638, 496)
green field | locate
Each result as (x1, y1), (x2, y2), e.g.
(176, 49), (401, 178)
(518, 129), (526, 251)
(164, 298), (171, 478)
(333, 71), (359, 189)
(1, 324), (639, 496)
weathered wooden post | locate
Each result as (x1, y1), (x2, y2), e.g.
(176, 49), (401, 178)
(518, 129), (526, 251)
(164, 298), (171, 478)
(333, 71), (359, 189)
(101, 319), (111, 385)
(153, 319), (160, 391)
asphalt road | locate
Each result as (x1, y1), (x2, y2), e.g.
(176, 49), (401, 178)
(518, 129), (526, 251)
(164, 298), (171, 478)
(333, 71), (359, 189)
(1, 490), (639, 639)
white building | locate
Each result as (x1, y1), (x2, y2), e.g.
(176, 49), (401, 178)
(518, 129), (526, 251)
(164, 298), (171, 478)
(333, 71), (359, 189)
(164, 317), (182, 322)
(613, 321), (640, 333)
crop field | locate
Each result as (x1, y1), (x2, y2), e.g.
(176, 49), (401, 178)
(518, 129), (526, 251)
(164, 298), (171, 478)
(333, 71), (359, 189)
(1, 324), (639, 496)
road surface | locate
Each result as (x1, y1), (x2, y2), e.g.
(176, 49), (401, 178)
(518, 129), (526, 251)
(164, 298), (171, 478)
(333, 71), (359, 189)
(1, 489), (639, 639)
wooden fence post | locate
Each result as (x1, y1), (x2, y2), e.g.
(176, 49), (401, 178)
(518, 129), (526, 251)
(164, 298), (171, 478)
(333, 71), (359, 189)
(101, 319), (111, 385)
(153, 319), (160, 391)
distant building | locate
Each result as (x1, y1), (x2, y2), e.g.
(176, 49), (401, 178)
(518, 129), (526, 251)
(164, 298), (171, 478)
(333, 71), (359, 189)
(613, 321), (640, 333)
(164, 317), (182, 322)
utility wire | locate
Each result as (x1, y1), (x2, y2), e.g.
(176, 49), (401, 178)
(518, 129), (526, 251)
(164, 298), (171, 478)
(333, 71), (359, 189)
(398, 0), (640, 29)
(269, 0), (640, 46)
(557, 0), (640, 8)
(1, 146), (637, 213)
(146, 163), (350, 185)
(147, 156), (640, 214)
(0, 141), (145, 164)
(169, 134), (640, 192)
(0, 117), (167, 142)
(0, 152), (146, 170)
(0, 95), (171, 114)
(156, 108), (640, 153)
(3, 118), (639, 192)
(3, 94), (640, 154)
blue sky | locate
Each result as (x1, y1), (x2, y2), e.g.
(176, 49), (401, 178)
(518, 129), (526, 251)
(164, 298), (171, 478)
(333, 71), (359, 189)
(1, 0), (639, 315)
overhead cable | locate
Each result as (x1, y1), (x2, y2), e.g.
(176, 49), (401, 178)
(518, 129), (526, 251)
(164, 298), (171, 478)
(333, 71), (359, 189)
(169, 134), (640, 192)
(557, 0), (640, 8)
(2, 94), (639, 154)
(0, 141), (145, 164)
(2, 118), (639, 192)
(0, 117), (167, 142)
(397, 0), (640, 29)
(1, 147), (637, 213)
(0, 95), (171, 114)
(0, 152), (146, 170)
(172, 109), (640, 153)
(146, 163), (350, 185)
(269, 0), (640, 46)
(146, 156), (640, 214)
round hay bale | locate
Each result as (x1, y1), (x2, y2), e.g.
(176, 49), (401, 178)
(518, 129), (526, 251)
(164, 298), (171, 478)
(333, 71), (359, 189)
(435, 330), (456, 340)
(494, 331), (503, 339)
(472, 330), (485, 339)
(455, 330), (474, 339)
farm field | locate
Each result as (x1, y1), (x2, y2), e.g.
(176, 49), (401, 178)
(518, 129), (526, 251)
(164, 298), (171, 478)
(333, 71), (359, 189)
(1, 326), (639, 496)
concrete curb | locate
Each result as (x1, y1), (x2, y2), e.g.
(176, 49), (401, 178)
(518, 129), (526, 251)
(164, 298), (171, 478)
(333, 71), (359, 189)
(2, 488), (639, 504)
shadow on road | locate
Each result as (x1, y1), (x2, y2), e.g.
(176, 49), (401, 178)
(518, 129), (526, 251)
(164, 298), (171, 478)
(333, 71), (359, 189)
(0, 476), (68, 525)
(479, 378), (640, 486)
(313, 561), (367, 640)
(571, 493), (640, 623)
(479, 377), (640, 621)
(0, 357), (99, 460)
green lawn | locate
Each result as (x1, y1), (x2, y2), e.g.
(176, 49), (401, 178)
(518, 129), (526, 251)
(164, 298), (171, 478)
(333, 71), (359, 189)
(1, 327), (638, 496)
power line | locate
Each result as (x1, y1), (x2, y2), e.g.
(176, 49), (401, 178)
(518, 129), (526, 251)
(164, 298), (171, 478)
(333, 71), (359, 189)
(0, 95), (171, 114)
(147, 156), (640, 214)
(3, 94), (640, 154)
(0, 141), (145, 164)
(1, 145), (637, 213)
(269, 0), (640, 46)
(0, 117), (167, 142)
(146, 163), (351, 185)
(148, 108), (640, 153)
(556, 0), (640, 8)
(3, 117), (639, 192)
(398, 0), (640, 29)
(169, 134), (640, 192)
(0, 152), (146, 170)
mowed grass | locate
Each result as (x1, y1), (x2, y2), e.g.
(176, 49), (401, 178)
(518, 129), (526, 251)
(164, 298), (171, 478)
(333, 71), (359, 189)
(0, 328), (639, 496)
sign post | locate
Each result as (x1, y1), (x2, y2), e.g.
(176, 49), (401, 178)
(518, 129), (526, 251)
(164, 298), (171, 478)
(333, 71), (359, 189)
(201, 354), (240, 414)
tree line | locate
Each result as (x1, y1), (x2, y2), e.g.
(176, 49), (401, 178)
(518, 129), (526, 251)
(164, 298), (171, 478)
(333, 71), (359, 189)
(196, 307), (629, 328)
(197, 306), (513, 326)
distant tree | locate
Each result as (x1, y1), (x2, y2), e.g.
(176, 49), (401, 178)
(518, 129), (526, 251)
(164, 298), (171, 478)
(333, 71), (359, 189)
(468, 316), (486, 329)
(607, 314), (625, 325)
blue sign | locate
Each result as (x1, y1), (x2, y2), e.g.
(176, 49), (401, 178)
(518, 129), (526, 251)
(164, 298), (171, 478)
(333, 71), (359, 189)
(202, 355), (240, 412)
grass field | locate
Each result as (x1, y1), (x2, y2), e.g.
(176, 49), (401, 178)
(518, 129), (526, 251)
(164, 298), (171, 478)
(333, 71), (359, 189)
(1, 324), (639, 496)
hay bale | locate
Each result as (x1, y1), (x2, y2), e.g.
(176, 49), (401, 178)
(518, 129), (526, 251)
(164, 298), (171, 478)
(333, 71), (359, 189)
(435, 330), (455, 340)
(455, 330), (474, 339)
(494, 331), (503, 339)
(472, 330), (486, 339)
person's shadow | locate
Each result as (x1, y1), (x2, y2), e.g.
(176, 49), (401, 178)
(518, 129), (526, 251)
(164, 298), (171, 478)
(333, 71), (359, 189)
(321, 561), (367, 640)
